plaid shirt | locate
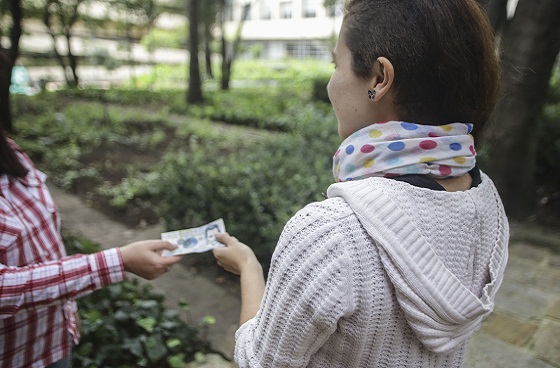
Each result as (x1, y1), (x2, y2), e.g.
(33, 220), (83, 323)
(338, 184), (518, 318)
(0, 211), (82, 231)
(0, 139), (125, 367)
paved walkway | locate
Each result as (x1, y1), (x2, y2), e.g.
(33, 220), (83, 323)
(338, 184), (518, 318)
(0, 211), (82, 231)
(49, 183), (560, 368)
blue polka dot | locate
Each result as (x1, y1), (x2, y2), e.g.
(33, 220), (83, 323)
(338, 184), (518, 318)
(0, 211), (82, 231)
(345, 163), (355, 172)
(401, 122), (418, 130)
(467, 124), (473, 133)
(346, 145), (355, 155)
(388, 141), (406, 151)
(450, 143), (462, 151)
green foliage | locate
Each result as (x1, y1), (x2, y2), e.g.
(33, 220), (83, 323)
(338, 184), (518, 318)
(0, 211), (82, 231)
(63, 234), (211, 368)
(99, 171), (161, 208)
(156, 104), (339, 267)
(12, 94), (175, 190)
(142, 26), (188, 49)
(56, 87), (182, 106)
(74, 281), (210, 368)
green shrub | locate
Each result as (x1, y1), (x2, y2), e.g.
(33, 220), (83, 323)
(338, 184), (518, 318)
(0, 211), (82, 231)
(63, 234), (211, 368)
(156, 104), (339, 268)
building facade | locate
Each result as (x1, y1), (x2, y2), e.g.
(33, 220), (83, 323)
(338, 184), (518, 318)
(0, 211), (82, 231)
(223, 0), (344, 60)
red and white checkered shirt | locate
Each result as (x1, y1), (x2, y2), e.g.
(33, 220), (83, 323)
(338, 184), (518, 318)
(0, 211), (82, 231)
(0, 139), (126, 367)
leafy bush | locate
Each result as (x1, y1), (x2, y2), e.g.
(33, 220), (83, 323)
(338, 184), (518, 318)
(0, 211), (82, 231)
(155, 104), (339, 268)
(64, 234), (211, 368)
(12, 97), (175, 190)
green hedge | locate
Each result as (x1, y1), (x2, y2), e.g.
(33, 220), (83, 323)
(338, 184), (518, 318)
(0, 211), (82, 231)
(155, 104), (339, 268)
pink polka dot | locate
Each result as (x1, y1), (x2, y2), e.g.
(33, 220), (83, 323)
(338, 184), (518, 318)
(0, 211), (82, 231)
(428, 132), (440, 138)
(439, 165), (452, 176)
(360, 144), (375, 153)
(420, 140), (437, 150)
(334, 149), (340, 156)
(469, 145), (475, 155)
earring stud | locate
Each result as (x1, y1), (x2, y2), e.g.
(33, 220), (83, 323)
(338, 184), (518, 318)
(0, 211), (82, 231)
(368, 89), (376, 100)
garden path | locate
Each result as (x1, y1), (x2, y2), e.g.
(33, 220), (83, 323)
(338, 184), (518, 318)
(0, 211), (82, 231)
(49, 182), (560, 368)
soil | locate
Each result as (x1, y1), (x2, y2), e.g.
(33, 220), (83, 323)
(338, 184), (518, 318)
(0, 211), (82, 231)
(73, 141), (163, 227)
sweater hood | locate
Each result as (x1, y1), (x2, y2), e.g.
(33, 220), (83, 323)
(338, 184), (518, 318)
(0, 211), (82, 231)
(327, 174), (509, 354)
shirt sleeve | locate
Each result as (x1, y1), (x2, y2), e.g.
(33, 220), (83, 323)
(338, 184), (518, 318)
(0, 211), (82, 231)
(234, 204), (355, 368)
(0, 248), (125, 318)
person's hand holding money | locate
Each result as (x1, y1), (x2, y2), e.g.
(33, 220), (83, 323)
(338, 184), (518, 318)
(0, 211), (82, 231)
(213, 233), (260, 276)
(120, 240), (183, 280)
(213, 233), (265, 325)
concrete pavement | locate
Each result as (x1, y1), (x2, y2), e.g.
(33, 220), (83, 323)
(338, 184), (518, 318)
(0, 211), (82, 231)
(49, 183), (560, 367)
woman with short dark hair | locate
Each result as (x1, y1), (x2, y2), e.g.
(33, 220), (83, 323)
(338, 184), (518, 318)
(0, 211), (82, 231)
(213, 0), (508, 367)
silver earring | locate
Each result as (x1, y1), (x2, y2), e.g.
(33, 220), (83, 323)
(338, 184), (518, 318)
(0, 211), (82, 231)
(368, 89), (376, 100)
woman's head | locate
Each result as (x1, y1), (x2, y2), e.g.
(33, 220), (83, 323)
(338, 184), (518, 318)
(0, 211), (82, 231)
(338, 0), (500, 139)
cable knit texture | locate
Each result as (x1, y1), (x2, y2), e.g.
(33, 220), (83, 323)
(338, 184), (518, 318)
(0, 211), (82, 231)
(235, 172), (509, 368)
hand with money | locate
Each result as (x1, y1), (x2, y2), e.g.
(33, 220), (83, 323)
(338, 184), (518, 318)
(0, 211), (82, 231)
(161, 219), (226, 256)
(120, 240), (183, 280)
(212, 232), (265, 325)
(212, 233), (261, 275)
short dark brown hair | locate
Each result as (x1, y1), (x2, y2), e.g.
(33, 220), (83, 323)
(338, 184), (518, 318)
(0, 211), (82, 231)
(343, 0), (500, 139)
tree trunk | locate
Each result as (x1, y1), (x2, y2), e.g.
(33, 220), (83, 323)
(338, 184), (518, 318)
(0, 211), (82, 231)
(204, 23), (213, 79)
(0, 0), (23, 133)
(481, 0), (560, 219)
(65, 29), (79, 87)
(220, 34), (230, 90)
(44, 4), (73, 86)
(66, 8), (81, 87)
(187, 0), (203, 103)
(220, 3), (250, 91)
(478, 0), (508, 35)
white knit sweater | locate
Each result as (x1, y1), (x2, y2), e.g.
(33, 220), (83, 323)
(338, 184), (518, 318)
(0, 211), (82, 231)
(235, 172), (509, 368)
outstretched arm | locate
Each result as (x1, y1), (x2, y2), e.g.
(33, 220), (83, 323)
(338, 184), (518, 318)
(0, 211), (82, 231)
(120, 240), (183, 280)
(213, 233), (265, 325)
(0, 240), (183, 319)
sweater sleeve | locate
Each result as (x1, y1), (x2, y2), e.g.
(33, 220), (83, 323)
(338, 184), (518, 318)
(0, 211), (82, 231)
(234, 203), (355, 368)
(0, 248), (125, 318)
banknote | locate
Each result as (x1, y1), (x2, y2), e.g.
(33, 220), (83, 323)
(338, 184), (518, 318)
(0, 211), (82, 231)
(161, 218), (226, 256)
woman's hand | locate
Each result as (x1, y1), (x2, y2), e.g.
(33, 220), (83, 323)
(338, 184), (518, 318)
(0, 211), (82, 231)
(120, 240), (183, 280)
(213, 232), (265, 325)
(213, 232), (260, 275)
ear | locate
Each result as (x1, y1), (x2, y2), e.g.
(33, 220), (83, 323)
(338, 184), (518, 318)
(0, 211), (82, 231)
(369, 57), (394, 101)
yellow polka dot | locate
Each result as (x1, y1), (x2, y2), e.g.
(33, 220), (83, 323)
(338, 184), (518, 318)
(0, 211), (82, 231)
(454, 156), (466, 164)
(441, 124), (453, 132)
(363, 159), (375, 168)
(420, 157), (437, 163)
(369, 129), (382, 138)
(337, 163), (341, 172)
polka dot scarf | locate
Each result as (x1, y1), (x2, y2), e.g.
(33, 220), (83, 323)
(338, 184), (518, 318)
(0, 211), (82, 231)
(333, 121), (476, 182)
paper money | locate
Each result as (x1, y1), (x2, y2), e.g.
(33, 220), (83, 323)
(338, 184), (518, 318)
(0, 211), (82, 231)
(161, 218), (226, 256)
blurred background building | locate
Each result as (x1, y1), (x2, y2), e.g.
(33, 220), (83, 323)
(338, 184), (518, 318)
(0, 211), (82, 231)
(223, 0), (344, 60)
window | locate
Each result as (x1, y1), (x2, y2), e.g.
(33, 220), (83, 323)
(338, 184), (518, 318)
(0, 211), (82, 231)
(302, 0), (319, 18)
(280, 1), (292, 19)
(286, 41), (330, 60)
(260, 0), (271, 20)
(326, 0), (343, 17)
